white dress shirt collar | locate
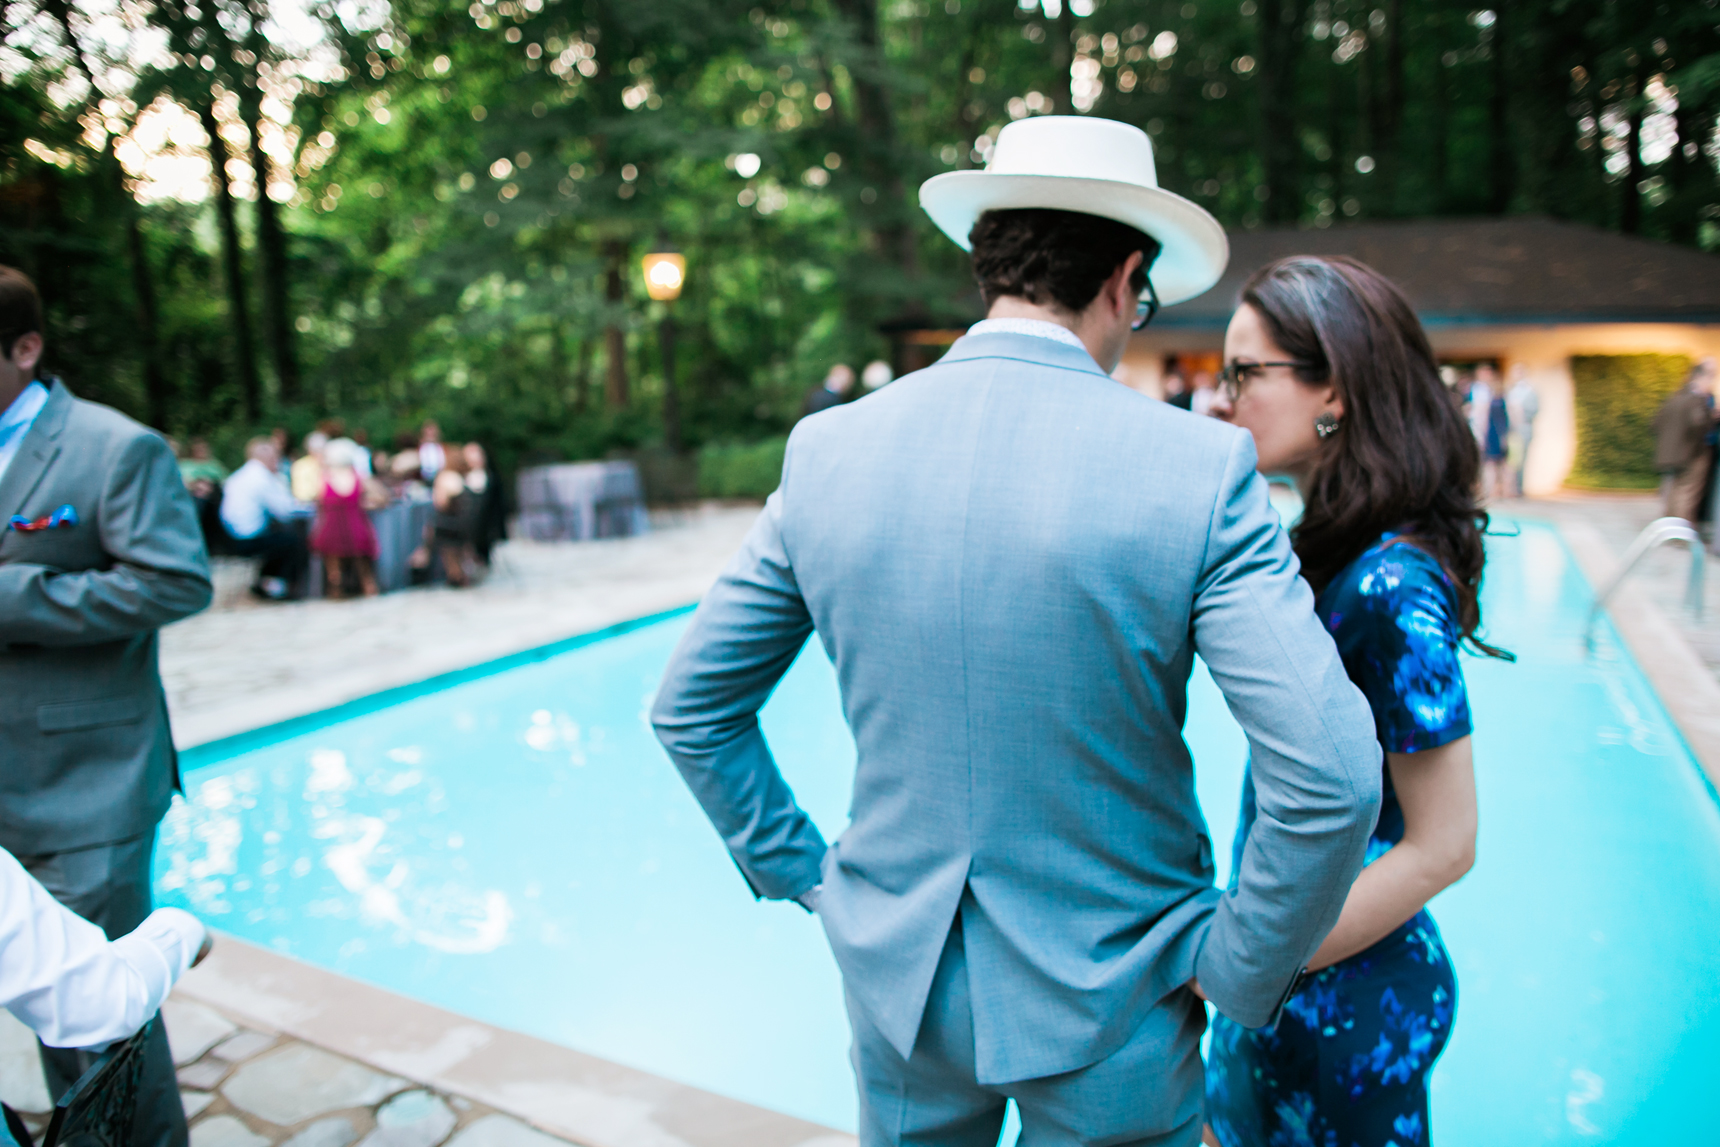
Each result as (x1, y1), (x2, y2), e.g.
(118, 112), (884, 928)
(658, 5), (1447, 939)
(0, 380), (50, 488)
(966, 318), (1088, 352)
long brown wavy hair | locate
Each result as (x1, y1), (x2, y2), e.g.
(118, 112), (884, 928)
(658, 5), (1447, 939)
(1240, 255), (1511, 659)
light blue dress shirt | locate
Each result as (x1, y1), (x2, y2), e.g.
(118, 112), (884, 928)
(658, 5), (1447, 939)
(0, 381), (49, 488)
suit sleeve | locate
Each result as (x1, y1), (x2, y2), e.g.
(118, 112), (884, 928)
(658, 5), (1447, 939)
(649, 439), (827, 900)
(1189, 432), (1382, 1028)
(0, 430), (213, 647)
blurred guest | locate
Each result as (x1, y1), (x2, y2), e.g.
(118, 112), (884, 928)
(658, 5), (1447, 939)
(462, 442), (507, 567)
(269, 426), (291, 474)
(177, 438), (228, 488)
(418, 420), (447, 481)
(1655, 358), (1718, 521)
(390, 448), (425, 495)
(221, 438), (310, 600)
(1188, 368), (1218, 417)
(1465, 364), (1497, 447)
(177, 439), (229, 555)
(1162, 369), (1191, 410)
(1506, 365), (1539, 498)
(428, 464), (472, 587)
(0, 265), (211, 1147)
(1482, 379), (1511, 500)
(290, 431), (327, 502)
(310, 438), (380, 599)
(800, 363), (855, 420)
(861, 360), (894, 392)
(351, 428), (374, 477)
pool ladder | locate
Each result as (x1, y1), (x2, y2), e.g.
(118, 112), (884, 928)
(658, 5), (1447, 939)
(1585, 517), (1707, 648)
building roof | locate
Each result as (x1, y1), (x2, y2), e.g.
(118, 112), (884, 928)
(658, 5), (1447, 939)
(1154, 216), (1720, 328)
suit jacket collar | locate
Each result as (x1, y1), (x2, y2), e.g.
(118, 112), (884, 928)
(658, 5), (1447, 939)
(0, 379), (71, 522)
(936, 331), (1112, 379)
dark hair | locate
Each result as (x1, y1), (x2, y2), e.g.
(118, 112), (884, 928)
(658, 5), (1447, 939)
(0, 265), (43, 362)
(1240, 255), (1510, 659)
(968, 208), (1159, 313)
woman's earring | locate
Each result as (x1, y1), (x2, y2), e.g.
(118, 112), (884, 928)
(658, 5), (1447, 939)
(1314, 412), (1342, 439)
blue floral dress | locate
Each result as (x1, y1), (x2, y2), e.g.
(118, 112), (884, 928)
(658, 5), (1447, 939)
(1205, 535), (1471, 1147)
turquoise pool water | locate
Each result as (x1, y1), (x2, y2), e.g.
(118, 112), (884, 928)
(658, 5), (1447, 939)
(157, 519), (1720, 1140)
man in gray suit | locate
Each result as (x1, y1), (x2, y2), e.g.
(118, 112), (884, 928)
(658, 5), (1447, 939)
(0, 266), (212, 1147)
(652, 119), (1381, 1145)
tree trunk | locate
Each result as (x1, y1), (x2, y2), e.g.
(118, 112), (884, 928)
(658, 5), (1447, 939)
(829, 0), (918, 279)
(1256, 0), (1300, 223)
(237, 57), (300, 406)
(1430, 45), (1449, 211)
(1380, 0), (1405, 209)
(604, 243), (629, 407)
(1620, 71), (1645, 234)
(575, 337), (593, 411)
(42, 0), (170, 427)
(1488, 1), (1513, 213)
(1050, 2), (1076, 114)
(1664, 100), (1699, 245)
(198, 102), (262, 420)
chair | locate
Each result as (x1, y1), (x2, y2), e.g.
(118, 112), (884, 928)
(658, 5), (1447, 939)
(5, 1019), (157, 1147)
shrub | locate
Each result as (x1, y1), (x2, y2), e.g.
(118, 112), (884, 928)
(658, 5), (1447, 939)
(1569, 353), (1692, 490)
(697, 437), (788, 499)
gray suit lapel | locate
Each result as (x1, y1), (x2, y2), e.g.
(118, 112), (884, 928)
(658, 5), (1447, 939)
(0, 381), (71, 524)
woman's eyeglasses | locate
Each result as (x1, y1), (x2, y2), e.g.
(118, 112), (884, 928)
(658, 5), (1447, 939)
(1217, 360), (1320, 401)
(1133, 275), (1161, 331)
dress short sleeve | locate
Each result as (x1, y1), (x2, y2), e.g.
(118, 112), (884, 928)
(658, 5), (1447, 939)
(1317, 539), (1472, 754)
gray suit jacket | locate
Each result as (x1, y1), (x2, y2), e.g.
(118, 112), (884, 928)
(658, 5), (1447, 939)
(0, 382), (212, 855)
(652, 333), (1381, 1084)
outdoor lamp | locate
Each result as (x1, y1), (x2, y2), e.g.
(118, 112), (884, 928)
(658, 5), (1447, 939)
(641, 244), (686, 453)
(642, 251), (686, 301)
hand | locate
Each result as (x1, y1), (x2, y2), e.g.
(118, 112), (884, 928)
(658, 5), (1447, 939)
(1186, 976), (1208, 1002)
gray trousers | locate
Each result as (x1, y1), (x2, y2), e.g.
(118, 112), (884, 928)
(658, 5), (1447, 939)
(19, 832), (188, 1147)
(846, 905), (1207, 1147)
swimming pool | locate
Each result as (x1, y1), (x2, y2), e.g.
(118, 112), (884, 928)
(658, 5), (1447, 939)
(157, 518), (1720, 1140)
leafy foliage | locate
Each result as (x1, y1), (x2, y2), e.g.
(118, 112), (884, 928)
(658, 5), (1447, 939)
(0, 0), (1715, 492)
(698, 436), (789, 498)
(1569, 354), (1691, 489)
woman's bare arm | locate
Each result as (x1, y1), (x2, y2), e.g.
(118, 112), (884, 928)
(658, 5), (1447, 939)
(1306, 736), (1477, 971)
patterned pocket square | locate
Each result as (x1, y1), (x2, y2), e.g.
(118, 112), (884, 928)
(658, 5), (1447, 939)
(8, 504), (78, 532)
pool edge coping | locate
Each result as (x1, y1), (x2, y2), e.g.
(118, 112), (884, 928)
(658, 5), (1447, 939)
(176, 933), (856, 1147)
(1534, 513), (1720, 796)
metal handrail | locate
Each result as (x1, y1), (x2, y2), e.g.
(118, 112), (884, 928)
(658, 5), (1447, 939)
(1586, 516), (1706, 648)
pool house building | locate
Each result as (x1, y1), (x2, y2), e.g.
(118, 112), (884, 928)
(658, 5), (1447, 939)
(1117, 217), (1720, 495)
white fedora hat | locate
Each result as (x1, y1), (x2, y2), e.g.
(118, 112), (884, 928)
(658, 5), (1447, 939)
(919, 116), (1228, 306)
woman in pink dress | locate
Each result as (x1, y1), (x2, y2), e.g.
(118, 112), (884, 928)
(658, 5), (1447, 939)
(310, 438), (380, 598)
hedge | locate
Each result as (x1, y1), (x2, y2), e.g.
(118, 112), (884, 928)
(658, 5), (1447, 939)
(697, 437), (788, 499)
(1570, 353), (1692, 490)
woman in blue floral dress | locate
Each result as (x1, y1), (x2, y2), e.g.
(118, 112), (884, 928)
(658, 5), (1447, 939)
(1201, 256), (1511, 1146)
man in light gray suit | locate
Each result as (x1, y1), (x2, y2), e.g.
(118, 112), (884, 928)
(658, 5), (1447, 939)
(0, 266), (212, 1147)
(652, 118), (1381, 1145)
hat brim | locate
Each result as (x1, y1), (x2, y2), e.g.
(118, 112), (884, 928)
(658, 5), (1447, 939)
(919, 172), (1230, 306)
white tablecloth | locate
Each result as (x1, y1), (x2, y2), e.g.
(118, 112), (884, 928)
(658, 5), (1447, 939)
(515, 461), (648, 542)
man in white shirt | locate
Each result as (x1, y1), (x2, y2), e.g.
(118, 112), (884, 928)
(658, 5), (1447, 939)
(220, 438), (310, 600)
(0, 847), (207, 1051)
